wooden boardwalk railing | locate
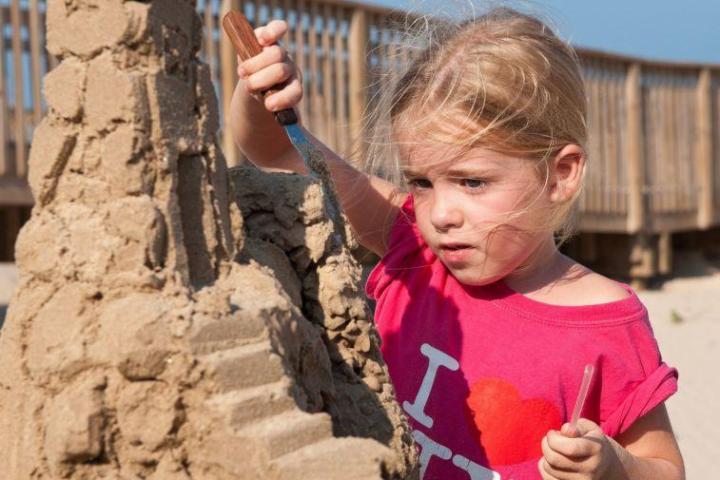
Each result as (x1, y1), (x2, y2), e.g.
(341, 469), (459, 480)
(2, 0), (719, 238)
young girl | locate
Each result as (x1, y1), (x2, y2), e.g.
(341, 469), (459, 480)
(230, 7), (684, 480)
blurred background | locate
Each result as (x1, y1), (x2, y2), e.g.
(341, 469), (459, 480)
(1, 0), (718, 477)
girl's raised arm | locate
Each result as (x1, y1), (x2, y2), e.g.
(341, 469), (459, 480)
(228, 20), (405, 256)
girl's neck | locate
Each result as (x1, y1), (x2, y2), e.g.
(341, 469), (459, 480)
(503, 236), (580, 296)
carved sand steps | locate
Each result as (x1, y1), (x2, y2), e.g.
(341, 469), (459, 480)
(201, 354), (391, 479)
(191, 300), (387, 477)
(197, 337), (392, 479)
(206, 380), (297, 428)
(271, 437), (391, 480)
(200, 341), (285, 391)
(237, 409), (334, 459)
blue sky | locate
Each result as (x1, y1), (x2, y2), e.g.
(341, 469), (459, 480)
(364, 0), (720, 64)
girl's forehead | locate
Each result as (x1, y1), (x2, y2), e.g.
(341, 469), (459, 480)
(399, 142), (517, 175)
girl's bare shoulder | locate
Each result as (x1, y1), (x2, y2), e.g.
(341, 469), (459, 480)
(557, 261), (631, 305)
(509, 254), (632, 306)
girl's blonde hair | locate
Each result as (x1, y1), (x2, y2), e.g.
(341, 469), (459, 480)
(362, 4), (588, 244)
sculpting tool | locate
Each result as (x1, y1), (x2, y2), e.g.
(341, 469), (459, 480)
(570, 364), (595, 427)
(222, 11), (343, 239)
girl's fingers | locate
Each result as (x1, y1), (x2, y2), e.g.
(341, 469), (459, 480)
(264, 77), (303, 112)
(541, 436), (574, 471)
(245, 63), (295, 94)
(543, 435), (601, 474)
(546, 429), (599, 458)
(254, 20), (288, 46)
(537, 458), (564, 480)
(239, 45), (287, 78)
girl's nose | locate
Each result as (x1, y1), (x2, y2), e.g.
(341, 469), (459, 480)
(429, 193), (463, 232)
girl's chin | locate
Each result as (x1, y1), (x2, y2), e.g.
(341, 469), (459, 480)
(444, 265), (508, 287)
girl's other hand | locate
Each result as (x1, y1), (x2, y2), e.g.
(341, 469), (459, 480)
(538, 419), (621, 480)
(237, 20), (303, 115)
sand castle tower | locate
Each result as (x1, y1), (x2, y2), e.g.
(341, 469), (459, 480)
(0, 1), (417, 478)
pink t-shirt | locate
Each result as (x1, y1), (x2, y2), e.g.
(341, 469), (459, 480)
(366, 197), (678, 480)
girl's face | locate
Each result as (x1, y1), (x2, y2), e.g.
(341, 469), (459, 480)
(401, 141), (553, 286)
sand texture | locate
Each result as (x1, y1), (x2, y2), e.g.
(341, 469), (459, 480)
(0, 1), (417, 478)
(637, 254), (720, 480)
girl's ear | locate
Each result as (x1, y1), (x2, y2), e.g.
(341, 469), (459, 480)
(549, 144), (585, 203)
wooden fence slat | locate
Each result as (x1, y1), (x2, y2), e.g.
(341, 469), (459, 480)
(321, 3), (333, 145)
(294, 0), (308, 123)
(204, 0), (218, 87)
(697, 68), (714, 227)
(348, 7), (368, 159)
(670, 74), (681, 211)
(673, 75), (683, 211)
(626, 63), (645, 232)
(654, 73), (664, 213)
(220, 0), (240, 166)
(10, 0), (25, 178)
(0, 3), (8, 176)
(620, 68), (628, 214)
(601, 63), (611, 213)
(606, 65), (619, 215)
(681, 75), (693, 211)
(593, 64), (602, 212)
(282, 0), (291, 45)
(656, 72), (667, 213)
(29, 0), (42, 125)
(334, 6), (347, 155)
(617, 65), (627, 214)
(666, 73), (678, 212)
(308, 1), (320, 135)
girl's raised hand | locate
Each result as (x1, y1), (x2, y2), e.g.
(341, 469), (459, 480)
(538, 419), (621, 480)
(237, 20), (303, 115)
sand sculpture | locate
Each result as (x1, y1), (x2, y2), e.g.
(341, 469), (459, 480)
(0, 1), (418, 478)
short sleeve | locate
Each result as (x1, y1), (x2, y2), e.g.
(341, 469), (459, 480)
(598, 313), (678, 438)
(365, 195), (431, 300)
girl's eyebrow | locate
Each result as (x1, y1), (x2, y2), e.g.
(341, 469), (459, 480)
(445, 167), (494, 177)
(401, 166), (495, 177)
(400, 168), (426, 177)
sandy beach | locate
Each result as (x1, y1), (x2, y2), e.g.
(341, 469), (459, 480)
(637, 259), (720, 479)
(1, 260), (717, 477)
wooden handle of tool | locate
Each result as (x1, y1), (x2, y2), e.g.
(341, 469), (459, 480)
(222, 11), (298, 126)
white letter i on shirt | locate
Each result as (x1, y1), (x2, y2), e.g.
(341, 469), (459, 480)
(403, 343), (460, 428)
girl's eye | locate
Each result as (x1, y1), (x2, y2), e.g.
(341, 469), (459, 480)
(407, 178), (432, 190)
(460, 178), (487, 190)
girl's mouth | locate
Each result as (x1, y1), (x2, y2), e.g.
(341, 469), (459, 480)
(438, 244), (475, 263)
(439, 243), (473, 251)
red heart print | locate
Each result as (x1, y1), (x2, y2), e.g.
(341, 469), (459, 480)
(465, 378), (562, 466)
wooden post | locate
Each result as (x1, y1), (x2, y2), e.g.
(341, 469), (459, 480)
(658, 231), (672, 275)
(629, 233), (655, 289)
(696, 67), (714, 228)
(626, 62), (646, 233)
(348, 8), (368, 161)
(579, 233), (598, 264)
(3, 207), (21, 261)
(220, 0), (241, 167)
